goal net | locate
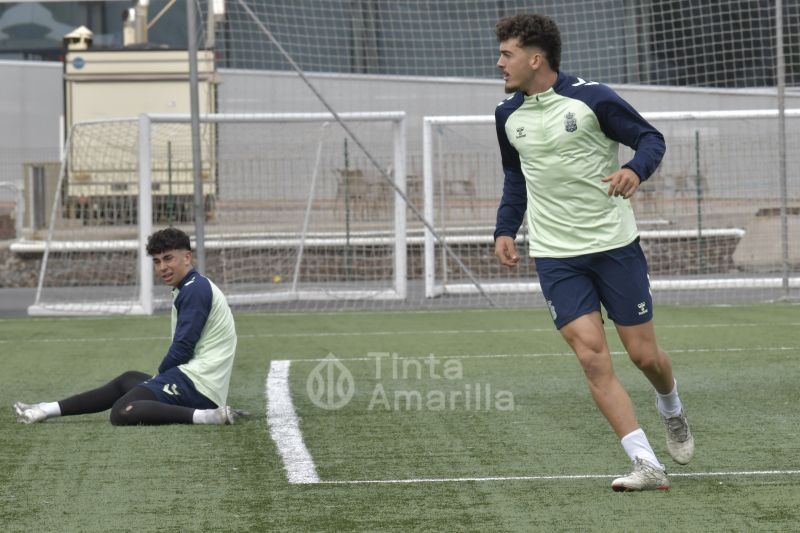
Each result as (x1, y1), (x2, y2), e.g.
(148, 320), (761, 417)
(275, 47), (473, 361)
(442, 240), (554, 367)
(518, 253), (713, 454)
(423, 110), (800, 306)
(28, 112), (407, 315)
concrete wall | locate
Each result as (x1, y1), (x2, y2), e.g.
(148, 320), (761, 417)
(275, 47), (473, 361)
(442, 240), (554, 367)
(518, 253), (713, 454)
(3, 60), (799, 210)
(218, 68), (800, 149)
(215, 70), (800, 215)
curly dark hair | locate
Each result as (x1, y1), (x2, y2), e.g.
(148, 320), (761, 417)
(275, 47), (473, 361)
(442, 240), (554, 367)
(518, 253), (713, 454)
(495, 14), (562, 71)
(146, 227), (192, 256)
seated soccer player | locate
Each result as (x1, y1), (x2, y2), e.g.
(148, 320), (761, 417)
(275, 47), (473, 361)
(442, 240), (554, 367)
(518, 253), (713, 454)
(14, 227), (245, 426)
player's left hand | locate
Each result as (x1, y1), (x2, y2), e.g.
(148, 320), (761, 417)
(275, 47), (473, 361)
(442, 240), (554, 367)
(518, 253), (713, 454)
(602, 168), (641, 199)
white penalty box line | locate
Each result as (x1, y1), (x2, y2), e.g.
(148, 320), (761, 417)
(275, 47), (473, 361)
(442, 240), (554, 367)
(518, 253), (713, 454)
(316, 470), (800, 485)
(265, 357), (800, 486)
(266, 360), (320, 484)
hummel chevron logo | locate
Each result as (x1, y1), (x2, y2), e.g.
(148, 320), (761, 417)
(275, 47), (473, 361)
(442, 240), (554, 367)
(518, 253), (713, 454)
(497, 94), (516, 106)
(163, 384), (180, 396)
(572, 77), (599, 86)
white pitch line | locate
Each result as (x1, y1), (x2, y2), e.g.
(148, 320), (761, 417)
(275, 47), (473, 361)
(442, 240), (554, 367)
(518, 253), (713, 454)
(0, 335), (170, 344)
(266, 360), (320, 484)
(3, 322), (798, 344)
(288, 345), (799, 363)
(236, 322), (800, 338)
(313, 469), (800, 485)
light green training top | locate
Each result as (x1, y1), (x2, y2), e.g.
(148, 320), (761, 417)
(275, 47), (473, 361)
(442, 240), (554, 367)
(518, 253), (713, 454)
(162, 270), (237, 408)
(494, 72), (666, 257)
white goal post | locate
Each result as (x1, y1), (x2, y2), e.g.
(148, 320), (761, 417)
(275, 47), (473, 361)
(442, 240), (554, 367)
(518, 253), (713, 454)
(27, 111), (407, 316)
(422, 109), (800, 303)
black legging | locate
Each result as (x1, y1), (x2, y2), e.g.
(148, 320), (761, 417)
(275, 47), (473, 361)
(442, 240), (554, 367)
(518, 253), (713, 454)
(58, 371), (196, 425)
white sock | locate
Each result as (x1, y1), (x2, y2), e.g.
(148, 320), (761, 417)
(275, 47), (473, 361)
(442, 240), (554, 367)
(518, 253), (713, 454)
(192, 409), (209, 424)
(621, 428), (663, 469)
(656, 379), (683, 418)
(39, 402), (61, 418)
(192, 408), (223, 425)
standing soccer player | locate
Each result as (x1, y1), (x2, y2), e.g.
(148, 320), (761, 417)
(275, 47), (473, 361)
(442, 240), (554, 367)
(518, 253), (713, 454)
(492, 14), (694, 491)
(14, 227), (244, 426)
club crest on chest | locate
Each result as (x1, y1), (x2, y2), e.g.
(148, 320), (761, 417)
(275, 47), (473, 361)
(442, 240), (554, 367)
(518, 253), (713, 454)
(564, 112), (577, 133)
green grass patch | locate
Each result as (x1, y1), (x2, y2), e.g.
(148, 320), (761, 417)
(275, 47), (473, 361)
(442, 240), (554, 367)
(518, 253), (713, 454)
(1, 304), (799, 531)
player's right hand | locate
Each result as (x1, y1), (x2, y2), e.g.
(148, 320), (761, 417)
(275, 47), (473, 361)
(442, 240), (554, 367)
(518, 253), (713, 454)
(495, 236), (520, 268)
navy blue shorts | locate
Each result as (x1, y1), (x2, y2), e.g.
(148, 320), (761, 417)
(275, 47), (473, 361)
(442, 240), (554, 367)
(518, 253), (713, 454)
(138, 367), (217, 409)
(535, 238), (653, 329)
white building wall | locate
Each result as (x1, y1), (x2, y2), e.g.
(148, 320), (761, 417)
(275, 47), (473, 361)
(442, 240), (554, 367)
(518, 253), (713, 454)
(3, 60), (799, 202)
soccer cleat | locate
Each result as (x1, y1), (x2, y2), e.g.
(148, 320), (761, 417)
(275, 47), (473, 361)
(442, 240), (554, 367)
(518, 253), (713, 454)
(231, 408), (251, 418)
(14, 402), (48, 424)
(225, 407), (253, 424)
(611, 458), (670, 492)
(13, 402), (35, 416)
(212, 406), (249, 425)
(223, 406), (237, 425)
(661, 409), (695, 465)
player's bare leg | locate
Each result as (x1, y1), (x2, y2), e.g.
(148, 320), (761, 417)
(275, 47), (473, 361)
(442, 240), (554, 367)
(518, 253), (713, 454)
(560, 312), (639, 438)
(615, 321), (673, 393)
(561, 312), (669, 490)
(616, 321), (695, 465)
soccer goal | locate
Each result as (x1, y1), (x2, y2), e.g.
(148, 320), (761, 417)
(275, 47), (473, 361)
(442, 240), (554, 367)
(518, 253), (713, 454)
(26, 111), (407, 315)
(423, 109), (800, 305)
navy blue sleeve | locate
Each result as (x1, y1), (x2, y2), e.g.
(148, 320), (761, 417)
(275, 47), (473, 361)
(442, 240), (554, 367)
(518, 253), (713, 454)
(592, 86), (665, 182)
(494, 99), (527, 240)
(158, 276), (212, 374)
